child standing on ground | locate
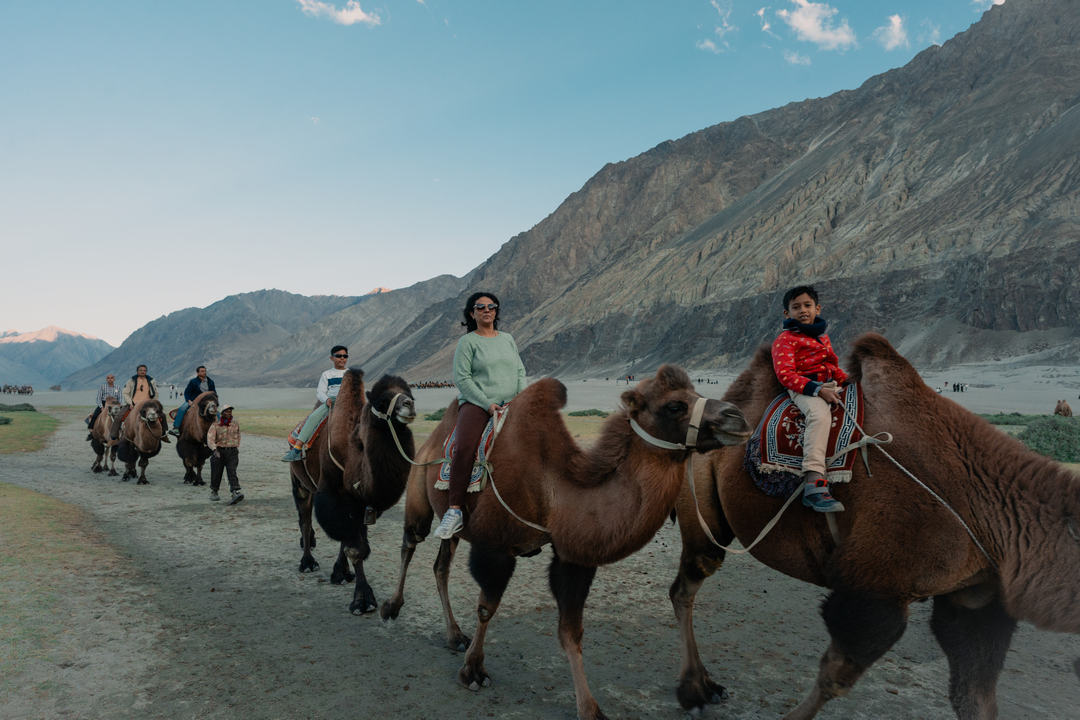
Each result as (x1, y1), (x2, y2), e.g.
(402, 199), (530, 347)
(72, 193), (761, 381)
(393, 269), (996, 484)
(772, 285), (848, 513)
(208, 405), (244, 505)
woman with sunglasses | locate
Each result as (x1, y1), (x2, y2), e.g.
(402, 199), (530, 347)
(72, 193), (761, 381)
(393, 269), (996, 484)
(434, 292), (527, 539)
(281, 345), (350, 462)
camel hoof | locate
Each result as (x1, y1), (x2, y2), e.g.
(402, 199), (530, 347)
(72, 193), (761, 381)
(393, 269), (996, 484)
(298, 558), (319, 573)
(482, 677), (491, 688)
(137, 478), (149, 485)
(380, 600), (401, 620)
(183, 478), (193, 485)
(350, 597), (378, 615)
(192, 480), (206, 487)
(469, 681), (480, 692)
(108, 470), (118, 477)
(92, 466), (102, 474)
(330, 570), (354, 585)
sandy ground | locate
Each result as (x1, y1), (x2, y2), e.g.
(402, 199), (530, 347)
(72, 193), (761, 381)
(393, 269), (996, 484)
(2, 395), (1080, 720)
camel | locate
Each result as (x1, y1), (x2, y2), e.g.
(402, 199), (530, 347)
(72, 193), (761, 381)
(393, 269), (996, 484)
(288, 370), (417, 614)
(380, 365), (750, 720)
(1055, 399), (1073, 417)
(116, 399), (165, 484)
(90, 396), (122, 477)
(175, 391), (219, 485)
(668, 333), (1080, 720)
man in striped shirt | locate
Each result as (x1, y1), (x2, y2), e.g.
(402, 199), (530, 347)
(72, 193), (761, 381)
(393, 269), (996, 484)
(85, 374), (124, 441)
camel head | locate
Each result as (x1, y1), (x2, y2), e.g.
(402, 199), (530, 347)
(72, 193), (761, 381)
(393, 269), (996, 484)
(196, 391), (219, 419)
(366, 374), (416, 425)
(105, 398), (121, 419)
(621, 364), (750, 453)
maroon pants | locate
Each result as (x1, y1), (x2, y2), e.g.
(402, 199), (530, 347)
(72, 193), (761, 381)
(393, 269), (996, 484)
(448, 402), (490, 507)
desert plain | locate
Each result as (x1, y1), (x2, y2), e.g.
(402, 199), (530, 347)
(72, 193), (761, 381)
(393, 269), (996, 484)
(3, 364), (1080, 720)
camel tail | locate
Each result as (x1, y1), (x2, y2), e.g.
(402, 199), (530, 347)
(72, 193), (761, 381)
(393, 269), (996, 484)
(314, 489), (367, 544)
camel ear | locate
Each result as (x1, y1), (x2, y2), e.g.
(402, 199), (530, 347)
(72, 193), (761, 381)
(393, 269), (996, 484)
(621, 388), (643, 412)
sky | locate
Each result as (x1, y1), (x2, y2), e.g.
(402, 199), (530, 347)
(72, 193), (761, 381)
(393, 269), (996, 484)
(0, 0), (1006, 347)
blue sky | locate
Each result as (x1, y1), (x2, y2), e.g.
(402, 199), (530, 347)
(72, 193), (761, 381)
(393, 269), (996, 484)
(0, 0), (1005, 347)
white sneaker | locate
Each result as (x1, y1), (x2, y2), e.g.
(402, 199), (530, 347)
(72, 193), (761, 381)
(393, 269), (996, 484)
(433, 508), (463, 539)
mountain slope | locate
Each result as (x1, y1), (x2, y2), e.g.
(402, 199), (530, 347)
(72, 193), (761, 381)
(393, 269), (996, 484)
(0, 327), (115, 385)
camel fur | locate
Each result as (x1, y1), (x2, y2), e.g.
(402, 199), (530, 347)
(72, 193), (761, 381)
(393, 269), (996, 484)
(1055, 399), (1073, 417)
(176, 391), (218, 486)
(668, 333), (1080, 720)
(90, 396), (121, 477)
(288, 369), (417, 614)
(381, 365), (750, 720)
(117, 399), (165, 485)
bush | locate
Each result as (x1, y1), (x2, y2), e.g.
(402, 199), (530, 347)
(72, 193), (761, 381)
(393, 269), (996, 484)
(0, 403), (36, 412)
(0, 416), (11, 426)
(979, 412), (1041, 426)
(424, 408), (446, 422)
(568, 409), (609, 418)
(1019, 416), (1080, 463)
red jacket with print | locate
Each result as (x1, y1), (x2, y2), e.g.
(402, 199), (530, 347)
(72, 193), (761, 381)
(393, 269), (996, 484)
(771, 329), (849, 395)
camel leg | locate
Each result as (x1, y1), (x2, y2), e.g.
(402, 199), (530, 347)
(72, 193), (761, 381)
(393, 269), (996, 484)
(930, 594), (1017, 720)
(344, 528), (377, 615)
(109, 447), (118, 476)
(380, 527), (424, 620)
(137, 456), (149, 485)
(785, 592), (909, 720)
(183, 457), (195, 484)
(291, 475), (319, 573)
(670, 544), (730, 709)
(330, 544), (354, 584)
(192, 459), (206, 487)
(459, 543), (517, 690)
(549, 552), (606, 720)
(434, 538), (471, 650)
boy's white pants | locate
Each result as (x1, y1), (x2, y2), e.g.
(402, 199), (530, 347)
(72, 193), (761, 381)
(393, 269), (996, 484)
(788, 381), (837, 477)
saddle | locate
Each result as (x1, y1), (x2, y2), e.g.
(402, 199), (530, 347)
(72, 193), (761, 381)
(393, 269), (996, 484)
(434, 404), (510, 493)
(288, 415), (328, 451)
(744, 384), (864, 497)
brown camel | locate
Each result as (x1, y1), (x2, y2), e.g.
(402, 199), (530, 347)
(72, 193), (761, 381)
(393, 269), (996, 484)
(117, 398), (165, 484)
(1055, 399), (1073, 417)
(288, 370), (417, 614)
(176, 391), (219, 485)
(381, 365), (750, 720)
(668, 333), (1080, 720)
(90, 396), (122, 477)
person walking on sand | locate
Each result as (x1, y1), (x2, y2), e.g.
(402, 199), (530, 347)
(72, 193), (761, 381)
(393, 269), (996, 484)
(207, 405), (243, 504)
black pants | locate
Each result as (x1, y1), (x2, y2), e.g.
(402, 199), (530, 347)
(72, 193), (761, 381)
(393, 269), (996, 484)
(88, 406), (102, 427)
(210, 447), (240, 493)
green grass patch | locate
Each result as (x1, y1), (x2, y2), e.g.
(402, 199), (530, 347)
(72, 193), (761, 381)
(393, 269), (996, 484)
(979, 412), (1045, 426)
(0, 483), (111, 692)
(0, 403), (36, 412)
(568, 408), (610, 418)
(0, 411), (60, 453)
(424, 407), (446, 422)
(1019, 416), (1080, 463)
(231, 408), (310, 438)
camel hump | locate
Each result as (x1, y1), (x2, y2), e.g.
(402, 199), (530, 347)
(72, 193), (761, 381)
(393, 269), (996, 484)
(192, 390), (218, 404)
(524, 377), (568, 411)
(845, 333), (913, 384)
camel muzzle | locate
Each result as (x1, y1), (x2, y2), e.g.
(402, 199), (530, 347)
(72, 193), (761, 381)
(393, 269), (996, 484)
(145, 410), (159, 423)
(706, 401), (752, 446)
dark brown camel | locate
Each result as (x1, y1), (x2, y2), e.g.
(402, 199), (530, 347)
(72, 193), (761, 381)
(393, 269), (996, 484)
(288, 369), (417, 614)
(117, 399), (165, 484)
(90, 396), (121, 477)
(176, 391), (218, 486)
(381, 365), (750, 720)
(1055, 399), (1073, 417)
(669, 333), (1080, 720)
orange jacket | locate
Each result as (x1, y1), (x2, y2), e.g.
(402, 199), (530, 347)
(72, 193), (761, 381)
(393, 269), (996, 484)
(772, 328), (848, 395)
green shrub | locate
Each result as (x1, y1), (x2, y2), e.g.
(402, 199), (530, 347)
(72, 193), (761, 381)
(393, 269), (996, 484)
(979, 412), (1041, 426)
(0, 404), (36, 413)
(424, 408), (446, 422)
(1019, 416), (1080, 463)
(0, 416), (11, 426)
(568, 409), (609, 418)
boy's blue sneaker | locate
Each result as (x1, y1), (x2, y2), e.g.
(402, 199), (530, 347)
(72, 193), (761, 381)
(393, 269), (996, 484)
(282, 448), (302, 462)
(803, 490), (845, 513)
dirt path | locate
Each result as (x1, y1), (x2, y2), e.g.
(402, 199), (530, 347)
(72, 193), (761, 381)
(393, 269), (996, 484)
(2, 413), (1079, 719)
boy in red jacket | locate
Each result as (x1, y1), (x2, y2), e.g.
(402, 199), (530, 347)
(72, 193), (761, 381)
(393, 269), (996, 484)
(772, 285), (848, 513)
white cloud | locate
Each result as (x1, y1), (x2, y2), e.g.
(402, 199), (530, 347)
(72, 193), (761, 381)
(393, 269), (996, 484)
(710, 0), (738, 38)
(918, 19), (942, 46)
(783, 49), (811, 65)
(756, 7), (781, 38)
(776, 0), (856, 51)
(311, 117), (320, 124)
(697, 39), (723, 53)
(971, 0), (1007, 9)
(873, 14), (908, 51)
(296, 0), (380, 26)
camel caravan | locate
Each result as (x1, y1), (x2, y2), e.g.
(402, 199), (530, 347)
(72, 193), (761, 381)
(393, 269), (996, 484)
(74, 285), (1080, 720)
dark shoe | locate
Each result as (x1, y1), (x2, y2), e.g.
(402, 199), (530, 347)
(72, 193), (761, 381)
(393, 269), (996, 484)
(160, 435), (171, 444)
(210, 490), (220, 502)
(229, 490), (244, 505)
(281, 448), (302, 463)
(86, 433), (93, 441)
(168, 428), (181, 437)
(803, 491), (845, 513)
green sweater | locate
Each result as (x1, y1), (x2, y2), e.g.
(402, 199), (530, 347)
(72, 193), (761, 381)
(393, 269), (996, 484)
(454, 331), (527, 409)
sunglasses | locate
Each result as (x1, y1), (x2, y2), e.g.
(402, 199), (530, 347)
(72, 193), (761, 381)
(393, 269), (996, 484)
(473, 304), (498, 311)
(332, 353), (348, 358)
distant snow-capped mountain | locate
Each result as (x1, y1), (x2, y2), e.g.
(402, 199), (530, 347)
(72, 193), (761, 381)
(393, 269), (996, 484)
(0, 327), (114, 386)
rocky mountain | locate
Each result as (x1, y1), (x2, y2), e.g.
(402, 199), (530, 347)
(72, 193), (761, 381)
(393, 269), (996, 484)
(0, 327), (115, 385)
(352, 0), (1080, 379)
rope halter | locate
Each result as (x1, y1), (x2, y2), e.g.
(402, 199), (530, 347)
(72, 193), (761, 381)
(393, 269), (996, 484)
(628, 396), (709, 450)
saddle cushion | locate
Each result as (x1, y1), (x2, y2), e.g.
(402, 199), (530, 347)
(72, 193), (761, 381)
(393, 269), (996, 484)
(288, 415), (327, 449)
(743, 383), (863, 497)
(435, 405), (509, 493)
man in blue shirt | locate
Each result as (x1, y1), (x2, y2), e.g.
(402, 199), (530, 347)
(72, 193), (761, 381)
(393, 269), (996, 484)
(169, 366), (217, 437)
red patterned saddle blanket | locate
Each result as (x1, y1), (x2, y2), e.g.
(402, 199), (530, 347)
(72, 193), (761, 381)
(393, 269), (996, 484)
(435, 404), (510, 493)
(288, 415), (327, 449)
(743, 384), (863, 497)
